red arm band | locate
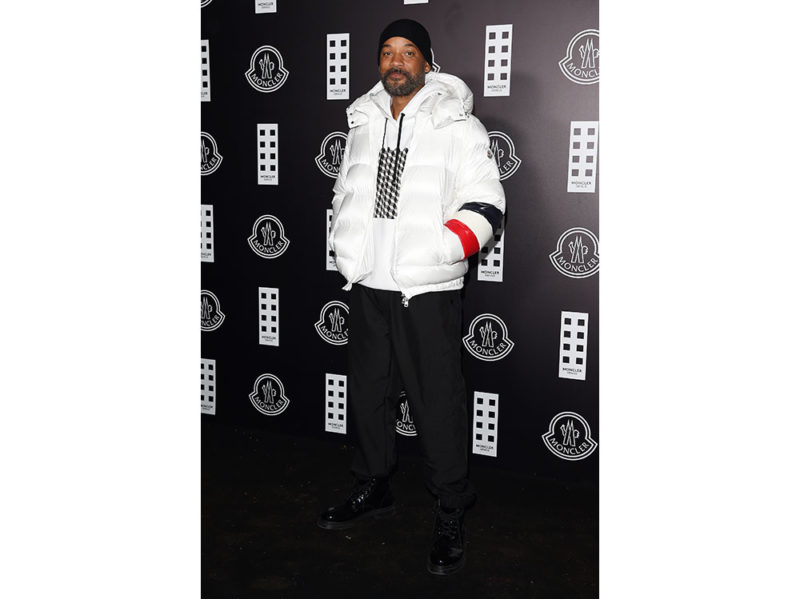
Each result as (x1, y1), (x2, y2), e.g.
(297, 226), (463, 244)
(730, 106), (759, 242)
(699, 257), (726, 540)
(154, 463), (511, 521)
(444, 219), (480, 258)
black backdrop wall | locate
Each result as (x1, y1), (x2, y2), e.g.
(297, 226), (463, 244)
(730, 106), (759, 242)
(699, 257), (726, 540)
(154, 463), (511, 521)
(201, 0), (599, 484)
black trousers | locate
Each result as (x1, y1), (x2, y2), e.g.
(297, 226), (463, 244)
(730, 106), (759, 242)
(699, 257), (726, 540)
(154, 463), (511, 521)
(347, 284), (477, 510)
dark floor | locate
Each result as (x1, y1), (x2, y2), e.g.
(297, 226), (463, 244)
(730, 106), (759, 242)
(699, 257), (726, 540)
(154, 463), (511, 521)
(201, 419), (598, 599)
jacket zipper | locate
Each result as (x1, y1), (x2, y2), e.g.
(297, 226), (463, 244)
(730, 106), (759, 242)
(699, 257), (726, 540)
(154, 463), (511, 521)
(395, 114), (408, 308)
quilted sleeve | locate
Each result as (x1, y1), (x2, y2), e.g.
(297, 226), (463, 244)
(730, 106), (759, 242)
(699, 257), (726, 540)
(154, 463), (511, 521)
(443, 117), (506, 262)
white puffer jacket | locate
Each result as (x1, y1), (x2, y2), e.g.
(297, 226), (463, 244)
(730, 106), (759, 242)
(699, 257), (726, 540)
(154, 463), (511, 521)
(329, 72), (506, 301)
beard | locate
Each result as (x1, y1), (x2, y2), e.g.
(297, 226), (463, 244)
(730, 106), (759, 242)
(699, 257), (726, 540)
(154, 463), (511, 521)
(381, 67), (427, 97)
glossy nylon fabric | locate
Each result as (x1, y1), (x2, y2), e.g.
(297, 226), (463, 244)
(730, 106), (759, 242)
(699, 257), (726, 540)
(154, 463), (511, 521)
(329, 72), (506, 300)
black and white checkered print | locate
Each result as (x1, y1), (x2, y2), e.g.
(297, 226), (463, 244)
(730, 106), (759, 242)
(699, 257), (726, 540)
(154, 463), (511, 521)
(373, 147), (408, 219)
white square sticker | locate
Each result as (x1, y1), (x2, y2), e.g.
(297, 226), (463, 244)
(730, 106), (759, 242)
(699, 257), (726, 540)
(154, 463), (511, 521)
(559, 311), (589, 380)
(484, 25), (513, 97)
(472, 392), (499, 457)
(327, 33), (350, 100)
(478, 224), (505, 282)
(257, 124), (278, 185)
(567, 121), (598, 193)
(201, 358), (216, 415)
(325, 374), (347, 434)
(259, 287), (279, 346)
(200, 40), (211, 102)
(201, 204), (214, 263)
(255, 0), (276, 13)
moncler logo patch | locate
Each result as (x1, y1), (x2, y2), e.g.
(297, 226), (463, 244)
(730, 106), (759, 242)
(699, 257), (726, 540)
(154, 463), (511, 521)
(315, 132), (348, 178)
(430, 48), (441, 73)
(395, 391), (417, 437)
(249, 373), (290, 416)
(463, 313), (515, 361)
(245, 45), (289, 93)
(314, 300), (349, 345)
(549, 227), (599, 278)
(542, 411), (597, 461)
(248, 215), (290, 259)
(200, 290), (225, 331)
(559, 29), (599, 85)
(488, 131), (522, 180)
(200, 132), (222, 176)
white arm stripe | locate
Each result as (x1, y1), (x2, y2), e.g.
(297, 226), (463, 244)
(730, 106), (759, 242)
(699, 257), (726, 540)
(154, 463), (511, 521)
(450, 209), (494, 248)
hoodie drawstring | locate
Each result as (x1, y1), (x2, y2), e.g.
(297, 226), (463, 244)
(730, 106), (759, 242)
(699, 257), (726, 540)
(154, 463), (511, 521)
(393, 113), (405, 189)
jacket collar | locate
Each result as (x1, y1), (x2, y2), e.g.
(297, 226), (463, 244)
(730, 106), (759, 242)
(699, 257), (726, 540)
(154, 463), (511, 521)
(346, 72), (473, 130)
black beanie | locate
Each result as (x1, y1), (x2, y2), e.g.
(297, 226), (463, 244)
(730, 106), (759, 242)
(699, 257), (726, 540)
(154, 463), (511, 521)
(377, 19), (432, 67)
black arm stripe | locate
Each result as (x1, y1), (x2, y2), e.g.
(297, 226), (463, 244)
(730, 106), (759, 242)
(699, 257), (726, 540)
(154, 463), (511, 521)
(459, 202), (504, 232)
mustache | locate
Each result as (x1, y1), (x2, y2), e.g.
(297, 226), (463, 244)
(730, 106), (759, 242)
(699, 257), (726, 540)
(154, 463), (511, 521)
(384, 68), (410, 78)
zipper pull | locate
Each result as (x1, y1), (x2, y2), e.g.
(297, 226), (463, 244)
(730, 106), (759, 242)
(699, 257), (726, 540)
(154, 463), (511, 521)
(401, 294), (409, 308)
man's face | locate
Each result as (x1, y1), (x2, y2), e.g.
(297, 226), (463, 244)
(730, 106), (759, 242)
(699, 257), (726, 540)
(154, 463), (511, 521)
(379, 36), (430, 97)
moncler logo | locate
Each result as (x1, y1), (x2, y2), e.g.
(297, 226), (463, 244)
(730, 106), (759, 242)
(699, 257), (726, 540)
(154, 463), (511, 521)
(314, 300), (349, 345)
(314, 132), (348, 178)
(200, 290), (225, 331)
(200, 132), (222, 176)
(559, 29), (599, 85)
(245, 45), (289, 93)
(430, 48), (441, 73)
(249, 373), (290, 416)
(395, 391), (417, 437)
(549, 227), (599, 278)
(487, 131), (522, 180)
(463, 313), (515, 361)
(542, 411), (597, 461)
(248, 215), (290, 259)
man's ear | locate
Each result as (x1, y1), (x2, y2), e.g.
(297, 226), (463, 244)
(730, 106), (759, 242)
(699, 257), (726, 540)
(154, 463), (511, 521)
(424, 61), (431, 73)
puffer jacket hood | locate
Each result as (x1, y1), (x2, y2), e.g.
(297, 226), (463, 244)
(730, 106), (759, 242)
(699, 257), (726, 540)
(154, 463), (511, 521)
(346, 72), (473, 130)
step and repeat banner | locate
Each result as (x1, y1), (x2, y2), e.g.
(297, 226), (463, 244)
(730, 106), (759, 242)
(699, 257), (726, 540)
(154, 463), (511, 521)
(201, 0), (599, 483)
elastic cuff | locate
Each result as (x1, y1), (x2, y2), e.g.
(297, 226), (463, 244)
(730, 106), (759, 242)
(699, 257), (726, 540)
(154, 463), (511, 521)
(443, 227), (465, 262)
(444, 220), (480, 258)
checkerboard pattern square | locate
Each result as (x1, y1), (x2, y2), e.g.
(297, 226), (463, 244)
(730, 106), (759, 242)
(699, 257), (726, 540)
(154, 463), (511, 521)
(259, 287), (279, 346)
(484, 24), (513, 97)
(201, 358), (216, 415)
(374, 147), (407, 219)
(201, 204), (214, 263)
(567, 121), (598, 193)
(478, 224), (505, 282)
(201, 40), (211, 102)
(473, 392), (499, 457)
(325, 374), (347, 434)
(559, 311), (589, 380)
(257, 124), (278, 185)
(327, 33), (349, 100)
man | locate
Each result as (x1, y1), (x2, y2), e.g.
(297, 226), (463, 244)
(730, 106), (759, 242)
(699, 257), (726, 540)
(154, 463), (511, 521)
(318, 19), (505, 576)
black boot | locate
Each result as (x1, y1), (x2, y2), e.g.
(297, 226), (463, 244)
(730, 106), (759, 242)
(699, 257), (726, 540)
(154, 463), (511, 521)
(427, 502), (466, 575)
(317, 477), (396, 530)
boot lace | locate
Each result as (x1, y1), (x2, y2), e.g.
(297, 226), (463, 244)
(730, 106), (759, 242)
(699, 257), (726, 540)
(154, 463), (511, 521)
(348, 479), (378, 508)
(435, 510), (463, 540)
